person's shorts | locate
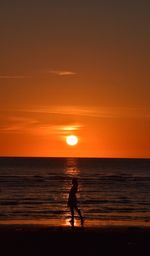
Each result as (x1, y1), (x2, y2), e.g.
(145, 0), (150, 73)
(68, 201), (77, 208)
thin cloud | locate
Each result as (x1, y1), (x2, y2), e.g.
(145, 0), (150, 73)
(0, 113), (83, 136)
(0, 116), (38, 133)
(48, 70), (77, 76)
(22, 105), (120, 118)
(20, 105), (150, 119)
(0, 105), (149, 136)
(0, 75), (31, 79)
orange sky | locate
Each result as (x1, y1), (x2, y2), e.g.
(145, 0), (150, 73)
(0, 1), (150, 158)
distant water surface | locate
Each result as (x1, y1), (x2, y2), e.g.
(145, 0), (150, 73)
(0, 157), (150, 227)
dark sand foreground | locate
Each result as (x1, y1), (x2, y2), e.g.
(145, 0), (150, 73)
(0, 225), (150, 256)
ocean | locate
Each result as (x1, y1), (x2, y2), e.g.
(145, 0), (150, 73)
(0, 157), (150, 227)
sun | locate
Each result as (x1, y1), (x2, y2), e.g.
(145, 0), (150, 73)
(66, 135), (78, 146)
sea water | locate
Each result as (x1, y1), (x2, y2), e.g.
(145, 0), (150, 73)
(0, 157), (150, 227)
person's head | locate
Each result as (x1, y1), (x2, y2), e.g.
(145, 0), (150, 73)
(72, 177), (78, 185)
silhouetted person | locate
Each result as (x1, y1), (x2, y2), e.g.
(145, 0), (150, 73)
(67, 177), (84, 227)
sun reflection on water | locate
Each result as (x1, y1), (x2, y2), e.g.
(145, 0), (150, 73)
(64, 158), (80, 176)
(63, 218), (79, 227)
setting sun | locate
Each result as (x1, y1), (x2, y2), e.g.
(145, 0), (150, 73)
(66, 135), (78, 146)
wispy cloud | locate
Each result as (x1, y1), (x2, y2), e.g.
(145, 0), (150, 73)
(0, 75), (31, 79)
(0, 116), (38, 133)
(0, 70), (76, 79)
(48, 70), (76, 76)
(0, 105), (149, 136)
(20, 105), (150, 119)
(0, 113), (82, 136)
(21, 105), (124, 119)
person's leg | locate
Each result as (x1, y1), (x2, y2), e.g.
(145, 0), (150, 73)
(70, 207), (74, 227)
(75, 206), (84, 226)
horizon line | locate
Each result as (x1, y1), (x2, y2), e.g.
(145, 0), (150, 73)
(0, 156), (149, 160)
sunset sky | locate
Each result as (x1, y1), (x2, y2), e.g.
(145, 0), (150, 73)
(0, 0), (150, 158)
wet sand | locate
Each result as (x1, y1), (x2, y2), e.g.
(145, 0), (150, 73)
(0, 224), (150, 256)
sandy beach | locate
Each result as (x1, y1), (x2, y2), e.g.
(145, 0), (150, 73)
(0, 224), (150, 256)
